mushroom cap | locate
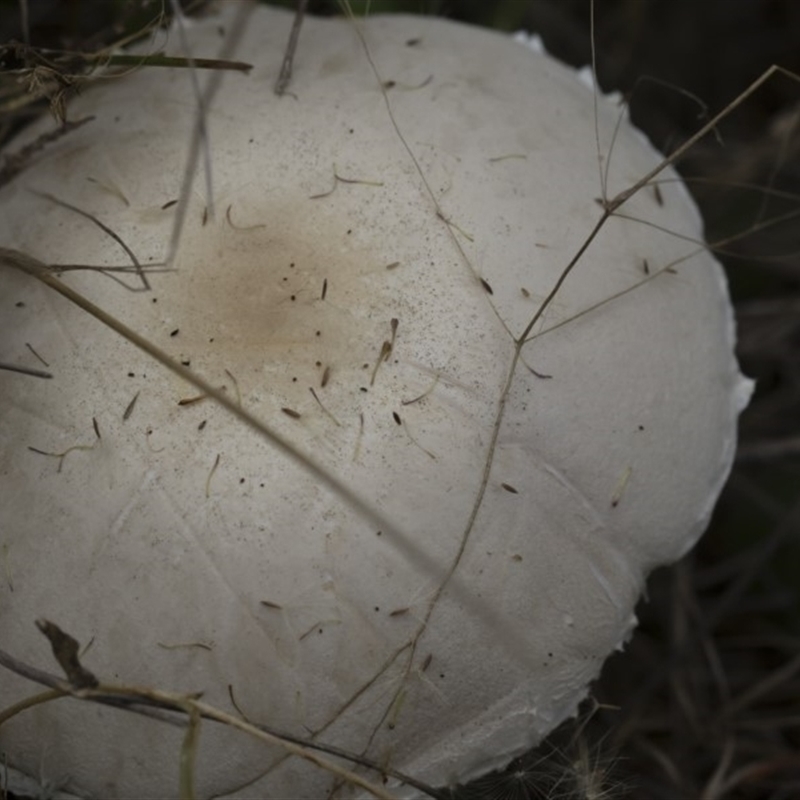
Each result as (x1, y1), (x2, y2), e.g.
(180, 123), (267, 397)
(0, 3), (750, 798)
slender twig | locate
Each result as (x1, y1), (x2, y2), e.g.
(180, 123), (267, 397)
(0, 116), (93, 189)
(165, 1), (252, 265)
(0, 361), (52, 379)
(275, 0), (309, 96)
(0, 640), (446, 798)
(32, 190), (149, 290)
(167, 0), (214, 260)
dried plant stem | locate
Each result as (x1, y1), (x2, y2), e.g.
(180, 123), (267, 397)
(0, 246), (513, 648)
(275, 0), (309, 96)
(0, 640), (409, 800)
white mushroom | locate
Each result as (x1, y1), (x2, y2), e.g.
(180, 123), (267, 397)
(0, 3), (751, 798)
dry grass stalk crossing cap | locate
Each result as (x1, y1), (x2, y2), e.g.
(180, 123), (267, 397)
(0, 3), (751, 797)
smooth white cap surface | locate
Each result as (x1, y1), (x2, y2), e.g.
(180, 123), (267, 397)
(0, 4), (750, 797)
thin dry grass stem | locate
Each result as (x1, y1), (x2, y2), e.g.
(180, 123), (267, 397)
(722, 652), (800, 721)
(95, 52), (251, 72)
(676, 173), (800, 203)
(0, 629), (412, 800)
(481, 9), (800, 800)
(603, 64), (800, 211)
(728, 471), (787, 521)
(668, 567), (704, 746)
(678, 562), (732, 712)
(164, 1), (253, 265)
(611, 200), (800, 263)
(0, 241), (529, 720)
(167, 0), (214, 233)
(0, 361), (51, 379)
(699, 737), (736, 800)
(114, 693), (398, 800)
(1, 41), (251, 81)
(330, 16), (779, 773)
(275, 0), (310, 96)
(329, 10), (556, 744)
(0, 114), (92, 189)
(714, 752), (800, 797)
(523, 143), (799, 353)
(600, 476), (797, 761)
(698, 624), (731, 711)
(0, 689), (63, 728)
(32, 190), (150, 290)
(705, 492), (800, 630)
(221, 646), (449, 800)
(530, 10), (800, 350)
(446, 702), (624, 799)
(179, 704), (201, 800)
(599, 478), (800, 800)
(753, 105), (799, 227)
(600, 74), (721, 199)
(0, 2), (249, 134)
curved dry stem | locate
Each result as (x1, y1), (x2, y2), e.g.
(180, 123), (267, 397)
(32, 189), (150, 289)
(0, 688), (65, 727)
(0, 639), (426, 800)
(607, 64), (800, 212)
